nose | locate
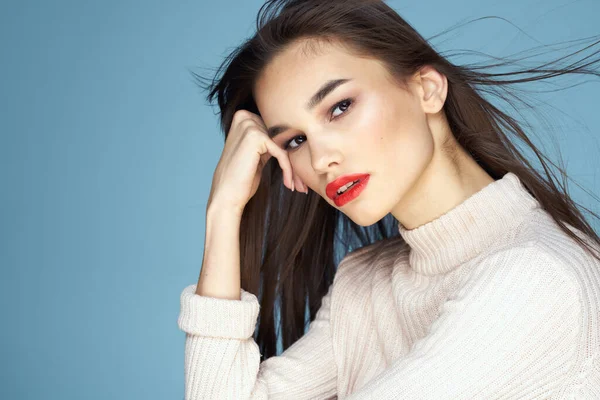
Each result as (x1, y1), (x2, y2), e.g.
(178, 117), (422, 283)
(309, 136), (343, 174)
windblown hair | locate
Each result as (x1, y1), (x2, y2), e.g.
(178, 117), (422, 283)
(194, 0), (600, 360)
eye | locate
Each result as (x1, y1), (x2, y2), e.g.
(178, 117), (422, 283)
(283, 98), (354, 151)
(284, 134), (306, 150)
(329, 98), (353, 120)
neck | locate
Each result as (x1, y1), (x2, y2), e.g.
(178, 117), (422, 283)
(391, 138), (494, 230)
(397, 171), (540, 275)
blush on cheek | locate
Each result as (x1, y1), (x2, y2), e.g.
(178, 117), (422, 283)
(354, 104), (389, 149)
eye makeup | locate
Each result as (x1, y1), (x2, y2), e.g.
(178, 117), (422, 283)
(283, 97), (355, 150)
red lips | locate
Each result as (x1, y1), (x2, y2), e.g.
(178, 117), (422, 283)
(326, 173), (370, 202)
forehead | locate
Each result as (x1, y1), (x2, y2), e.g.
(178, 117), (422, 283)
(253, 39), (388, 126)
(258, 39), (366, 85)
(253, 39), (385, 118)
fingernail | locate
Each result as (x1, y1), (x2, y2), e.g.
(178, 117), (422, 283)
(291, 181), (295, 192)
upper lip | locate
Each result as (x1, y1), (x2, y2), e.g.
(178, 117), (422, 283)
(326, 173), (370, 200)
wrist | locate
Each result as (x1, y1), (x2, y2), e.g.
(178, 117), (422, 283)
(206, 203), (244, 222)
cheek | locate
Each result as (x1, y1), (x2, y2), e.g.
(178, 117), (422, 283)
(352, 93), (404, 155)
(290, 153), (315, 184)
(351, 96), (391, 151)
(357, 92), (433, 171)
(387, 105), (435, 175)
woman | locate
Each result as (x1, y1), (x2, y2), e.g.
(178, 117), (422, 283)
(178, 0), (600, 398)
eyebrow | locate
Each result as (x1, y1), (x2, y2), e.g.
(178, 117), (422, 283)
(267, 78), (352, 139)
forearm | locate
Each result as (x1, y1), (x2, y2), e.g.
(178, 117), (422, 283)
(195, 207), (242, 300)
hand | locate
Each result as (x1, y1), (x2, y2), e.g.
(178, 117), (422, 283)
(206, 110), (306, 216)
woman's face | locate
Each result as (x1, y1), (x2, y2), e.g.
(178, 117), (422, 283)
(253, 39), (439, 227)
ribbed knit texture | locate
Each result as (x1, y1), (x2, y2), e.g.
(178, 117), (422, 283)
(178, 172), (600, 399)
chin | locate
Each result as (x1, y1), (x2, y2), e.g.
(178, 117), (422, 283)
(320, 195), (387, 226)
(344, 208), (388, 227)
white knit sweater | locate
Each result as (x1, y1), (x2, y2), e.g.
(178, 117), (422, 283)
(178, 172), (600, 399)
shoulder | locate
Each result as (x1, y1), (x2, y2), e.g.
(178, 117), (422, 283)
(513, 208), (599, 262)
(506, 208), (600, 294)
(463, 236), (584, 310)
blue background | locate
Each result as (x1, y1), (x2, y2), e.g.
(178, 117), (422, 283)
(1, 0), (598, 398)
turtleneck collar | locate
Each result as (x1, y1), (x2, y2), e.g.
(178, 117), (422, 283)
(397, 172), (540, 276)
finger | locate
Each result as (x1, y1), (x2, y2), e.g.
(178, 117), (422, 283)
(259, 151), (272, 169)
(301, 180), (309, 194)
(264, 139), (293, 190)
(293, 175), (306, 194)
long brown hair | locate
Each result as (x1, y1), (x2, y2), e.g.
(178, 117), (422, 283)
(193, 0), (600, 360)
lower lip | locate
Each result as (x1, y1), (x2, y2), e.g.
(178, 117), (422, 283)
(333, 175), (370, 207)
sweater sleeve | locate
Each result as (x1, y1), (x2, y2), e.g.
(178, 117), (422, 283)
(346, 246), (583, 399)
(177, 283), (337, 400)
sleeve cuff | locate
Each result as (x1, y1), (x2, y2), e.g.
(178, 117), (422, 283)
(177, 283), (260, 340)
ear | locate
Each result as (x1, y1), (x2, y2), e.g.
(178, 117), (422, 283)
(414, 65), (447, 114)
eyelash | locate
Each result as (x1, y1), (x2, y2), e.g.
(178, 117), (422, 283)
(283, 98), (354, 150)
